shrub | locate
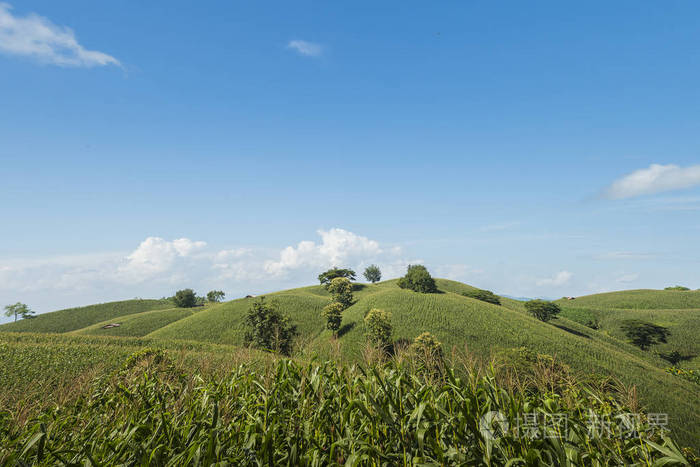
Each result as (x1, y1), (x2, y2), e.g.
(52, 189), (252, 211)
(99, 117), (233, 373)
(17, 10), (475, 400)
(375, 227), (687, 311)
(321, 302), (344, 335)
(318, 267), (356, 286)
(620, 320), (669, 351)
(397, 265), (438, 293)
(327, 277), (353, 308)
(665, 286), (690, 291)
(524, 299), (561, 322)
(462, 289), (501, 305)
(364, 308), (392, 350)
(363, 265), (382, 283)
(206, 290), (225, 303)
(173, 289), (197, 308)
(244, 298), (298, 355)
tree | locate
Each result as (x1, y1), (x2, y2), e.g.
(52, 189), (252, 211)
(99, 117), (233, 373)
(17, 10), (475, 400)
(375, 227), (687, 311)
(397, 265), (438, 293)
(173, 289), (197, 308)
(524, 299), (561, 322)
(364, 308), (392, 350)
(326, 277), (353, 308)
(322, 302), (344, 336)
(665, 286), (690, 291)
(621, 320), (669, 351)
(3, 302), (34, 322)
(207, 290), (225, 303)
(363, 265), (382, 283)
(318, 267), (356, 286)
(244, 298), (298, 355)
(462, 289), (501, 305)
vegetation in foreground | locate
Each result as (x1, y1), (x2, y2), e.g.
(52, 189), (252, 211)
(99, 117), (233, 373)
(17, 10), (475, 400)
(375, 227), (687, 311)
(0, 346), (695, 466)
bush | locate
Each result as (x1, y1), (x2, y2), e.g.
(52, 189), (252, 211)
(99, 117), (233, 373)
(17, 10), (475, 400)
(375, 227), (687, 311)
(620, 320), (669, 351)
(397, 265), (438, 293)
(462, 289), (501, 305)
(364, 308), (392, 350)
(322, 302), (344, 335)
(665, 286), (690, 291)
(318, 267), (356, 286)
(524, 300), (561, 322)
(327, 277), (353, 308)
(206, 290), (225, 303)
(363, 265), (382, 283)
(173, 289), (197, 308)
(244, 298), (298, 355)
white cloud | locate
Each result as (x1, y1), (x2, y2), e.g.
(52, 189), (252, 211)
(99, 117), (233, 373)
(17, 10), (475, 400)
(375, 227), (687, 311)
(616, 273), (639, 283)
(118, 237), (207, 281)
(0, 2), (121, 67)
(604, 164), (700, 199)
(286, 39), (322, 57)
(535, 270), (572, 287)
(265, 228), (383, 275)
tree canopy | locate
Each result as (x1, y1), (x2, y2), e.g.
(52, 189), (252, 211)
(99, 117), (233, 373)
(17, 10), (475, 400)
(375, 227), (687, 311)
(318, 267), (356, 285)
(462, 289), (501, 305)
(3, 302), (34, 322)
(397, 265), (438, 293)
(244, 298), (298, 355)
(363, 265), (382, 283)
(524, 300), (561, 322)
(207, 290), (225, 303)
(173, 289), (197, 308)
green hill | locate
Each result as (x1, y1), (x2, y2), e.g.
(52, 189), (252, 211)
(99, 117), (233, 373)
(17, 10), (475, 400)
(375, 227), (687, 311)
(0, 299), (172, 334)
(2, 279), (699, 446)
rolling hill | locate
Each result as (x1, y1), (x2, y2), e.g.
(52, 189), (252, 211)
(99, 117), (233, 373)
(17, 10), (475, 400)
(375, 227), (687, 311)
(1, 279), (699, 446)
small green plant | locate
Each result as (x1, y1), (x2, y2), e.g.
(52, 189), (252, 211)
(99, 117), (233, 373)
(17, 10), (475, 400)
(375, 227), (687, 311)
(364, 308), (392, 350)
(244, 298), (298, 355)
(462, 289), (501, 305)
(321, 302), (344, 336)
(524, 299), (561, 322)
(397, 265), (438, 293)
(206, 290), (225, 303)
(173, 289), (197, 308)
(363, 264), (382, 283)
(318, 267), (356, 286)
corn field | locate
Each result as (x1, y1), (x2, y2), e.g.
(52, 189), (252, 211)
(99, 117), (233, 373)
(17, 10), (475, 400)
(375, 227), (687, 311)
(0, 349), (692, 466)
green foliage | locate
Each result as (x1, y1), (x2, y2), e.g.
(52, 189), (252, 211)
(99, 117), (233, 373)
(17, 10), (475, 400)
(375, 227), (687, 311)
(243, 298), (297, 355)
(665, 286), (690, 291)
(326, 277), (353, 308)
(3, 303), (34, 322)
(206, 290), (225, 302)
(411, 332), (444, 374)
(363, 264), (382, 283)
(397, 264), (438, 293)
(666, 367), (700, 386)
(364, 308), (392, 349)
(318, 267), (356, 285)
(321, 301), (344, 334)
(462, 288), (501, 305)
(525, 299), (561, 322)
(173, 289), (198, 308)
(0, 356), (693, 465)
(621, 320), (670, 350)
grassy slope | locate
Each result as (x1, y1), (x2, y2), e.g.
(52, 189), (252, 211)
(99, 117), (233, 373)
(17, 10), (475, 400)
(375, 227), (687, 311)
(0, 299), (172, 334)
(72, 307), (197, 338)
(556, 291), (700, 371)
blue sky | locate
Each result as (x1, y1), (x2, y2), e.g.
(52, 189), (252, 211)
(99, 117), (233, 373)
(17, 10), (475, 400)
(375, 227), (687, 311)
(1, 1), (699, 320)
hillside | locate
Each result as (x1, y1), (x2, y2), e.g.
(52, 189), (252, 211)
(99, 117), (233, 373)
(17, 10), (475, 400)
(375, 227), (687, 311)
(1, 279), (699, 446)
(0, 299), (173, 334)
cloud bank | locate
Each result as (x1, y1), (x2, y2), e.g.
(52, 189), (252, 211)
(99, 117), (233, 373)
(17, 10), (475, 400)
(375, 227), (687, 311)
(604, 164), (700, 199)
(0, 2), (121, 67)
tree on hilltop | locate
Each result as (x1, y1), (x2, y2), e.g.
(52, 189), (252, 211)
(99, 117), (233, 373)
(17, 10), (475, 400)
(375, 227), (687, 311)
(397, 265), (438, 293)
(318, 267), (356, 286)
(207, 290), (225, 303)
(524, 299), (561, 322)
(363, 265), (382, 283)
(173, 289), (197, 308)
(3, 302), (34, 322)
